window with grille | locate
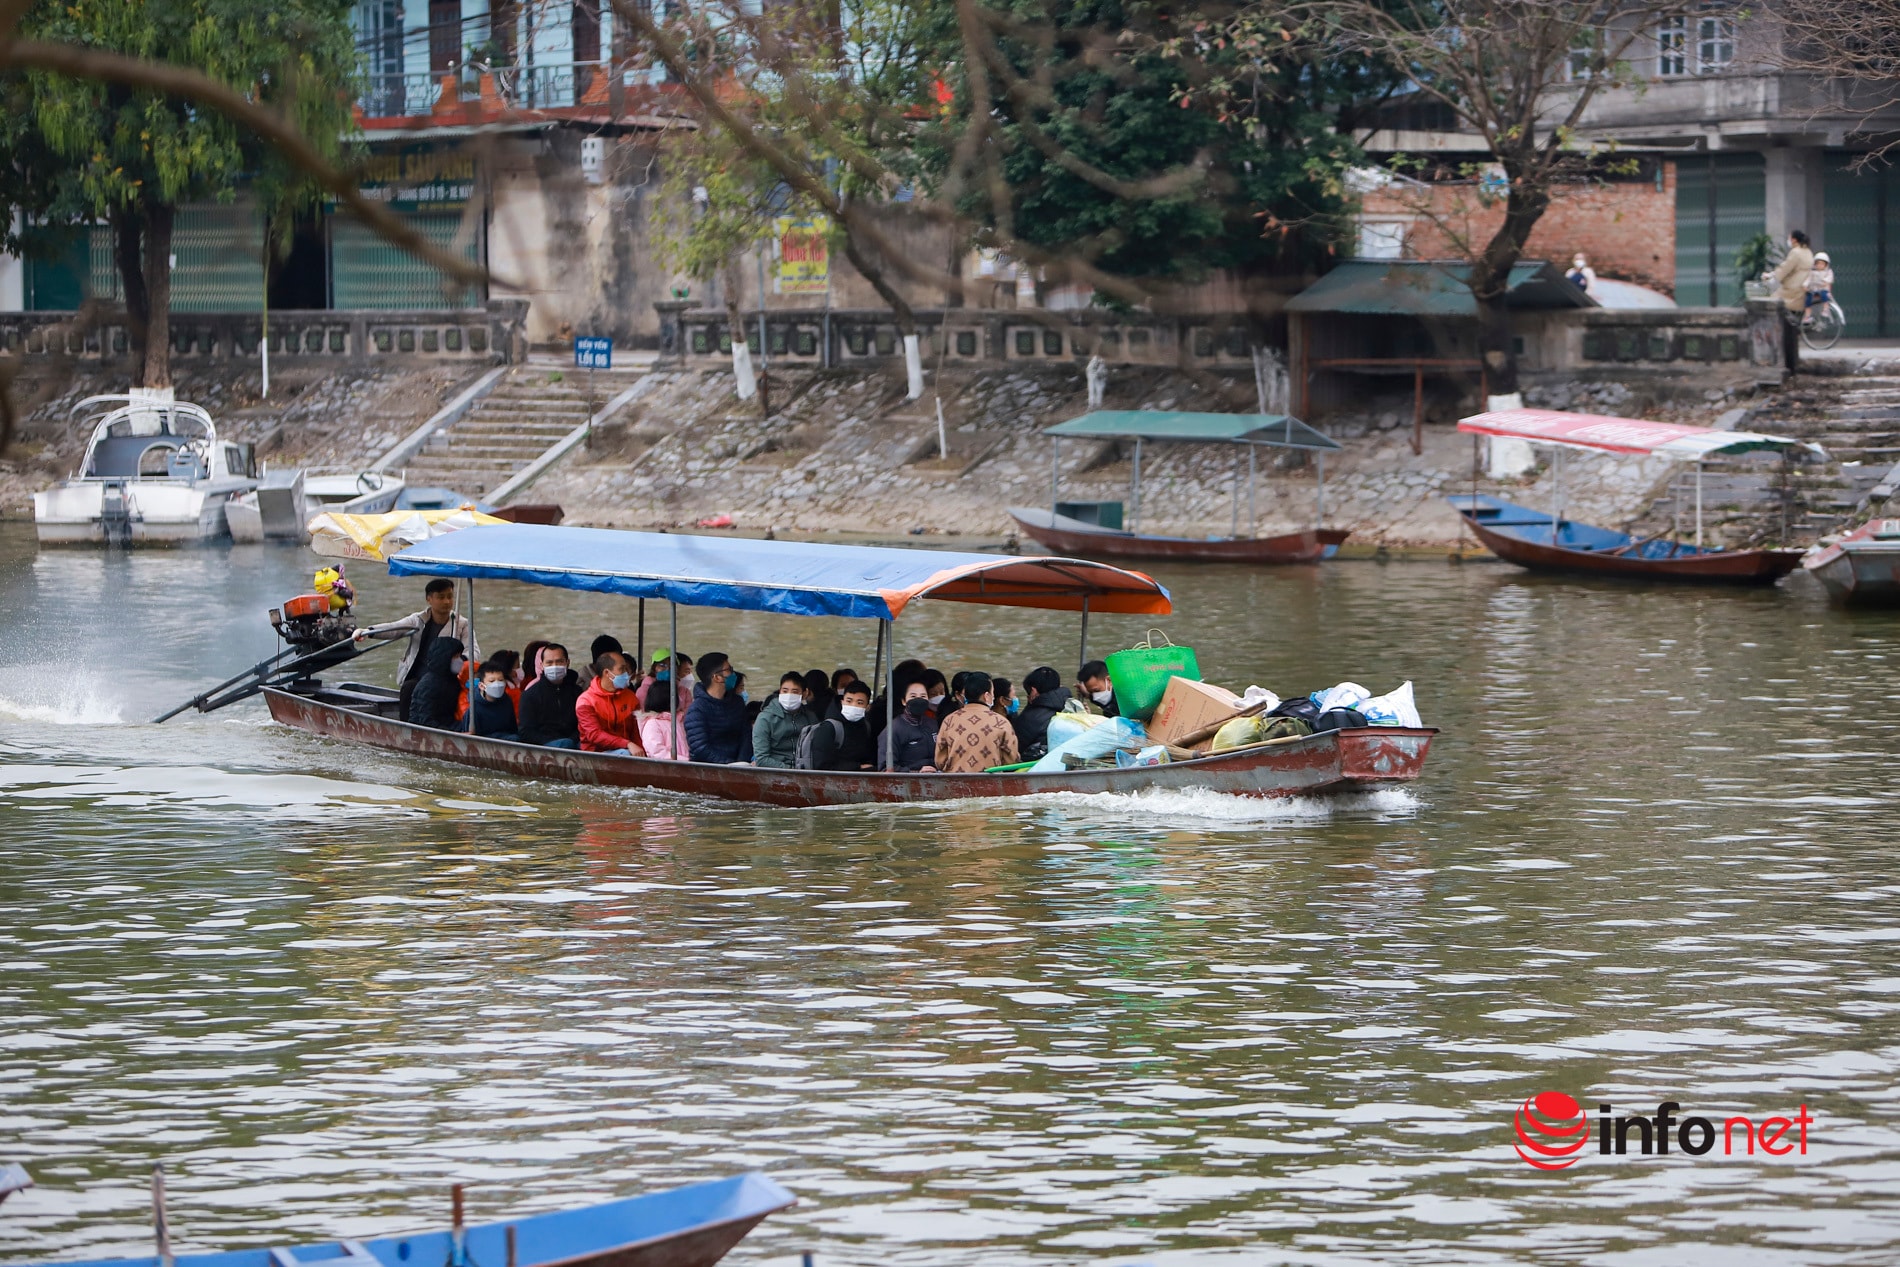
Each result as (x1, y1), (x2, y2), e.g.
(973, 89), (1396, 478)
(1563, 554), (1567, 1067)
(1696, 12), (1734, 73)
(1657, 16), (1686, 75)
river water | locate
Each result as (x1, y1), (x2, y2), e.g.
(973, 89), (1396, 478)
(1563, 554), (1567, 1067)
(2, 521), (1898, 1266)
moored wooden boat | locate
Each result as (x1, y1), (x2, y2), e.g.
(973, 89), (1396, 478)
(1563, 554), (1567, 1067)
(1803, 518), (1900, 605)
(1009, 506), (1349, 564)
(1449, 494), (1803, 584)
(265, 686), (1434, 807)
(1, 1173), (795, 1267)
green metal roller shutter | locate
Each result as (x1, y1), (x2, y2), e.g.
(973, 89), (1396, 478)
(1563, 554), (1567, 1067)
(1824, 154), (1897, 337)
(1674, 153), (1765, 306)
(331, 211), (483, 309)
(83, 203), (267, 311)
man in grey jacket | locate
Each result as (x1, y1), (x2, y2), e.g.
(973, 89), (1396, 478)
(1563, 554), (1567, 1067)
(357, 578), (480, 722)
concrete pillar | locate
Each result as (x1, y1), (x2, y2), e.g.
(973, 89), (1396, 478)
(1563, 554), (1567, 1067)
(1764, 147), (1824, 246)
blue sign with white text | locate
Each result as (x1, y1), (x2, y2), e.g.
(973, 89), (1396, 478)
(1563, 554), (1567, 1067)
(574, 336), (612, 370)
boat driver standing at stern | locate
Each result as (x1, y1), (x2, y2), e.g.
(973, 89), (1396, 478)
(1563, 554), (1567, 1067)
(355, 578), (479, 724)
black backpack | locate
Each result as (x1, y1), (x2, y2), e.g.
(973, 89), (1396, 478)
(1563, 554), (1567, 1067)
(795, 719), (844, 770)
(1269, 696), (1322, 726)
(1313, 707), (1368, 733)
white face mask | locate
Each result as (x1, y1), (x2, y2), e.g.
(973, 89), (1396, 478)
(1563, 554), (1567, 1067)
(543, 664), (568, 682)
(928, 694), (946, 708)
(841, 703), (867, 722)
(778, 690), (805, 711)
(481, 680), (507, 700)
(449, 656), (466, 675)
(1092, 688), (1113, 705)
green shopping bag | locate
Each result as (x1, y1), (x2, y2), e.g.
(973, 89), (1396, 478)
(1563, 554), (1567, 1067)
(1105, 630), (1201, 722)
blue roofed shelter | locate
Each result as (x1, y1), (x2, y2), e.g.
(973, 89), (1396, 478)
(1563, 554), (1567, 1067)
(1285, 259), (1595, 453)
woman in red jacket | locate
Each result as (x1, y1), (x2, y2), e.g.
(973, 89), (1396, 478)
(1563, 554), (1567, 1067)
(575, 652), (645, 755)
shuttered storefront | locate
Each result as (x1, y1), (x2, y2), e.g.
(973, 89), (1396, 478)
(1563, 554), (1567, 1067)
(81, 203), (268, 311)
(330, 212), (483, 310)
(1674, 153), (1765, 307)
(1824, 155), (1899, 338)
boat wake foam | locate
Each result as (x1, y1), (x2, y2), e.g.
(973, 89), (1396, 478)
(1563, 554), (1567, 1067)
(1027, 785), (1422, 823)
(0, 686), (125, 726)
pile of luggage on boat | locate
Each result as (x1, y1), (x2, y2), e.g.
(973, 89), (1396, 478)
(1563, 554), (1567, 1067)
(1016, 632), (1422, 772)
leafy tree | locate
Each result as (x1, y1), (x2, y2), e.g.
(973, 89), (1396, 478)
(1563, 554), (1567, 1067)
(928, 0), (1368, 311)
(8, 0), (358, 388)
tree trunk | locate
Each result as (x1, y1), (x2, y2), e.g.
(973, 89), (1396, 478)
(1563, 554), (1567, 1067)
(722, 260), (756, 402)
(141, 204), (175, 390)
(840, 222), (925, 398)
(113, 208), (150, 386)
(1465, 165), (1551, 398)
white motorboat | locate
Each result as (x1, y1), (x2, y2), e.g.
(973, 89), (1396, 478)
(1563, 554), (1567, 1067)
(225, 468), (406, 543)
(33, 396), (259, 546)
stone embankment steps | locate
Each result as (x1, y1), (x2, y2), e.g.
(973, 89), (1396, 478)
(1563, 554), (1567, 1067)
(399, 365), (649, 495)
(1636, 374), (1900, 546)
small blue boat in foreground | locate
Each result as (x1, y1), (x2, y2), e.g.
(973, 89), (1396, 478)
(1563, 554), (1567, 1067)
(3, 1173), (795, 1267)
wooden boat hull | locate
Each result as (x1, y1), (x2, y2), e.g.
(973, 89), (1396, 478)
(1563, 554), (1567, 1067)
(264, 688), (1434, 807)
(1459, 514), (1803, 584)
(1008, 508), (1348, 563)
(1803, 526), (1900, 606)
(3, 1173), (794, 1267)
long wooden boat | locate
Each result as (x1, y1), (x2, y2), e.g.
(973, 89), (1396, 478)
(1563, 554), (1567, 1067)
(2, 1173), (795, 1267)
(265, 685), (1434, 807)
(1008, 506), (1349, 564)
(1448, 494), (1803, 584)
(1803, 518), (1900, 605)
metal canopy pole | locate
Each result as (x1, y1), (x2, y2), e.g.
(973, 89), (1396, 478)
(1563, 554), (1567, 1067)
(1130, 438), (1144, 534)
(636, 597), (646, 669)
(1049, 438), (1061, 517)
(1695, 460), (1704, 549)
(669, 600), (680, 759)
(1247, 447), (1257, 537)
(1315, 451), (1326, 530)
(1229, 449), (1241, 539)
(1553, 447), (1564, 536)
(883, 617), (895, 769)
(464, 577), (477, 722)
(1077, 596), (1090, 675)
(870, 619), (884, 703)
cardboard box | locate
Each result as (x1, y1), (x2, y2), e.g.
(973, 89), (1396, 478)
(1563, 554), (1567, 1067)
(1147, 676), (1242, 748)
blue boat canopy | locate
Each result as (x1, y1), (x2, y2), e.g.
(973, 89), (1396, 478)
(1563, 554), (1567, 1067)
(1045, 410), (1341, 452)
(387, 524), (1172, 620)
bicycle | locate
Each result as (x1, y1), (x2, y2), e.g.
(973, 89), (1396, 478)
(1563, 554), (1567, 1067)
(1802, 295), (1846, 350)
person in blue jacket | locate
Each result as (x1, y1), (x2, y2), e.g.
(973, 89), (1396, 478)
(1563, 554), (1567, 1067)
(684, 650), (753, 763)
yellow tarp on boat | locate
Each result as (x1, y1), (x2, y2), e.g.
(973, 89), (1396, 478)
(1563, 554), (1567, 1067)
(307, 508), (506, 562)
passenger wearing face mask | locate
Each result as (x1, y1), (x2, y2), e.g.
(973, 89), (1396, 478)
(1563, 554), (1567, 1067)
(467, 660), (520, 741)
(636, 648), (693, 709)
(935, 674), (1018, 773)
(1076, 659), (1119, 718)
(575, 651), (645, 755)
(407, 636), (468, 732)
(918, 668), (951, 720)
(752, 671), (814, 768)
(880, 681), (941, 772)
(518, 642), (583, 748)
(803, 681), (876, 770)
(1012, 665), (1071, 761)
(685, 651), (754, 764)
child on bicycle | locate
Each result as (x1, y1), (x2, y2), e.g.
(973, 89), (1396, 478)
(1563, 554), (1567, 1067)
(1803, 251), (1834, 323)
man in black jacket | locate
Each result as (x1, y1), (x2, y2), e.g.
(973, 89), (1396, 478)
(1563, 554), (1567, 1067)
(685, 650), (753, 763)
(518, 642), (583, 747)
(807, 681), (877, 770)
(1012, 665), (1072, 760)
(408, 636), (466, 731)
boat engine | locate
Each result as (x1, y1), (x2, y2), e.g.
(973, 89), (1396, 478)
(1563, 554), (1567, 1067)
(270, 592), (357, 656)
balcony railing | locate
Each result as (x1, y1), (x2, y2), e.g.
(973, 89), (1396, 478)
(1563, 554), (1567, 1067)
(360, 60), (653, 119)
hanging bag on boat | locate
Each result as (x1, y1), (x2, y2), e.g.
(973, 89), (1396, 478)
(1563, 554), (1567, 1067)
(1105, 630), (1202, 722)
